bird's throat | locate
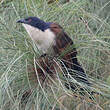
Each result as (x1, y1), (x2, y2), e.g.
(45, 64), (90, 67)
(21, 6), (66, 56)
(22, 24), (55, 54)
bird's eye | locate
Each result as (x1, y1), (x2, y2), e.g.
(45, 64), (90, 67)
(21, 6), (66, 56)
(28, 19), (32, 22)
(25, 18), (32, 22)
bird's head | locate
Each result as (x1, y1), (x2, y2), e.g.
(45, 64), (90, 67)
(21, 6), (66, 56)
(17, 17), (51, 31)
(17, 17), (57, 53)
(17, 17), (66, 54)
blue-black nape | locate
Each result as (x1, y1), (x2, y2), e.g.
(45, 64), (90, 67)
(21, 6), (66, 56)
(17, 16), (52, 31)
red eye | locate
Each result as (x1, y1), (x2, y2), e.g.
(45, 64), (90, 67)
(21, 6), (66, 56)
(28, 19), (32, 22)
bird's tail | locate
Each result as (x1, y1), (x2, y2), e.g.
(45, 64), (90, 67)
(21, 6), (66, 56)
(61, 50), (91, 84)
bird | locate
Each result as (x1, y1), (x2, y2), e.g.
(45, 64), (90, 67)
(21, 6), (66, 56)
(17, 17), (91, 91)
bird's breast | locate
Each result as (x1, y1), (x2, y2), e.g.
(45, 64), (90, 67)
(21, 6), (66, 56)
(22, 24), (56, 53)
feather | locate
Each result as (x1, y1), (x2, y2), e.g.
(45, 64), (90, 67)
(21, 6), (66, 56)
(50, 23), (91, 87)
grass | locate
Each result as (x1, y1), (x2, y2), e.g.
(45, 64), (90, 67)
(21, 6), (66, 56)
(0, 0), (110, 110)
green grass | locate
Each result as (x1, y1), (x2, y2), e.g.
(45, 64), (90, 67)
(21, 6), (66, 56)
(0, 0), (110, 110)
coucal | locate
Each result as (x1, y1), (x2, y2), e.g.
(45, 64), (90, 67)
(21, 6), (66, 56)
(17, 17), (91, 91)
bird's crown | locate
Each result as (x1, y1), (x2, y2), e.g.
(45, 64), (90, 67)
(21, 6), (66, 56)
(17, 16), (52, 31)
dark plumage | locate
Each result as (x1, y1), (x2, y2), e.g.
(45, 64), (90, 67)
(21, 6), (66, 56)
(50, 23), (91, 89)
(17, 17), (52, 31)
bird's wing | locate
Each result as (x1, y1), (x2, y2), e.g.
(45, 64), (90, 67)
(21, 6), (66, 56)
(50, 23), (90, 86)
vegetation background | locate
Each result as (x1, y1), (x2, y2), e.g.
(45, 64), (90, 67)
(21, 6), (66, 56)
(0, 0), (110, 110)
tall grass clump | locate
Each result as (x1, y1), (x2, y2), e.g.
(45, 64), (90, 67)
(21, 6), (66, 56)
(0, 0), (110, 110)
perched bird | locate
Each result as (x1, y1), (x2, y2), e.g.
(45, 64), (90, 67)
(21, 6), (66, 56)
(17, 17), (91, 91)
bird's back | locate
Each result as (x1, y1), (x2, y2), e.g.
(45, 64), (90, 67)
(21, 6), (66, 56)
(50, 23), (91, 86)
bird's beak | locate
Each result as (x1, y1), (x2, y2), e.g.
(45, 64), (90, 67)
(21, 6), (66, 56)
(16, 19), (25, 23)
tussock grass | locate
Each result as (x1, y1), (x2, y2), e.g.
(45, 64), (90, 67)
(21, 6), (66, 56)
(0, 0), (110, 110)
